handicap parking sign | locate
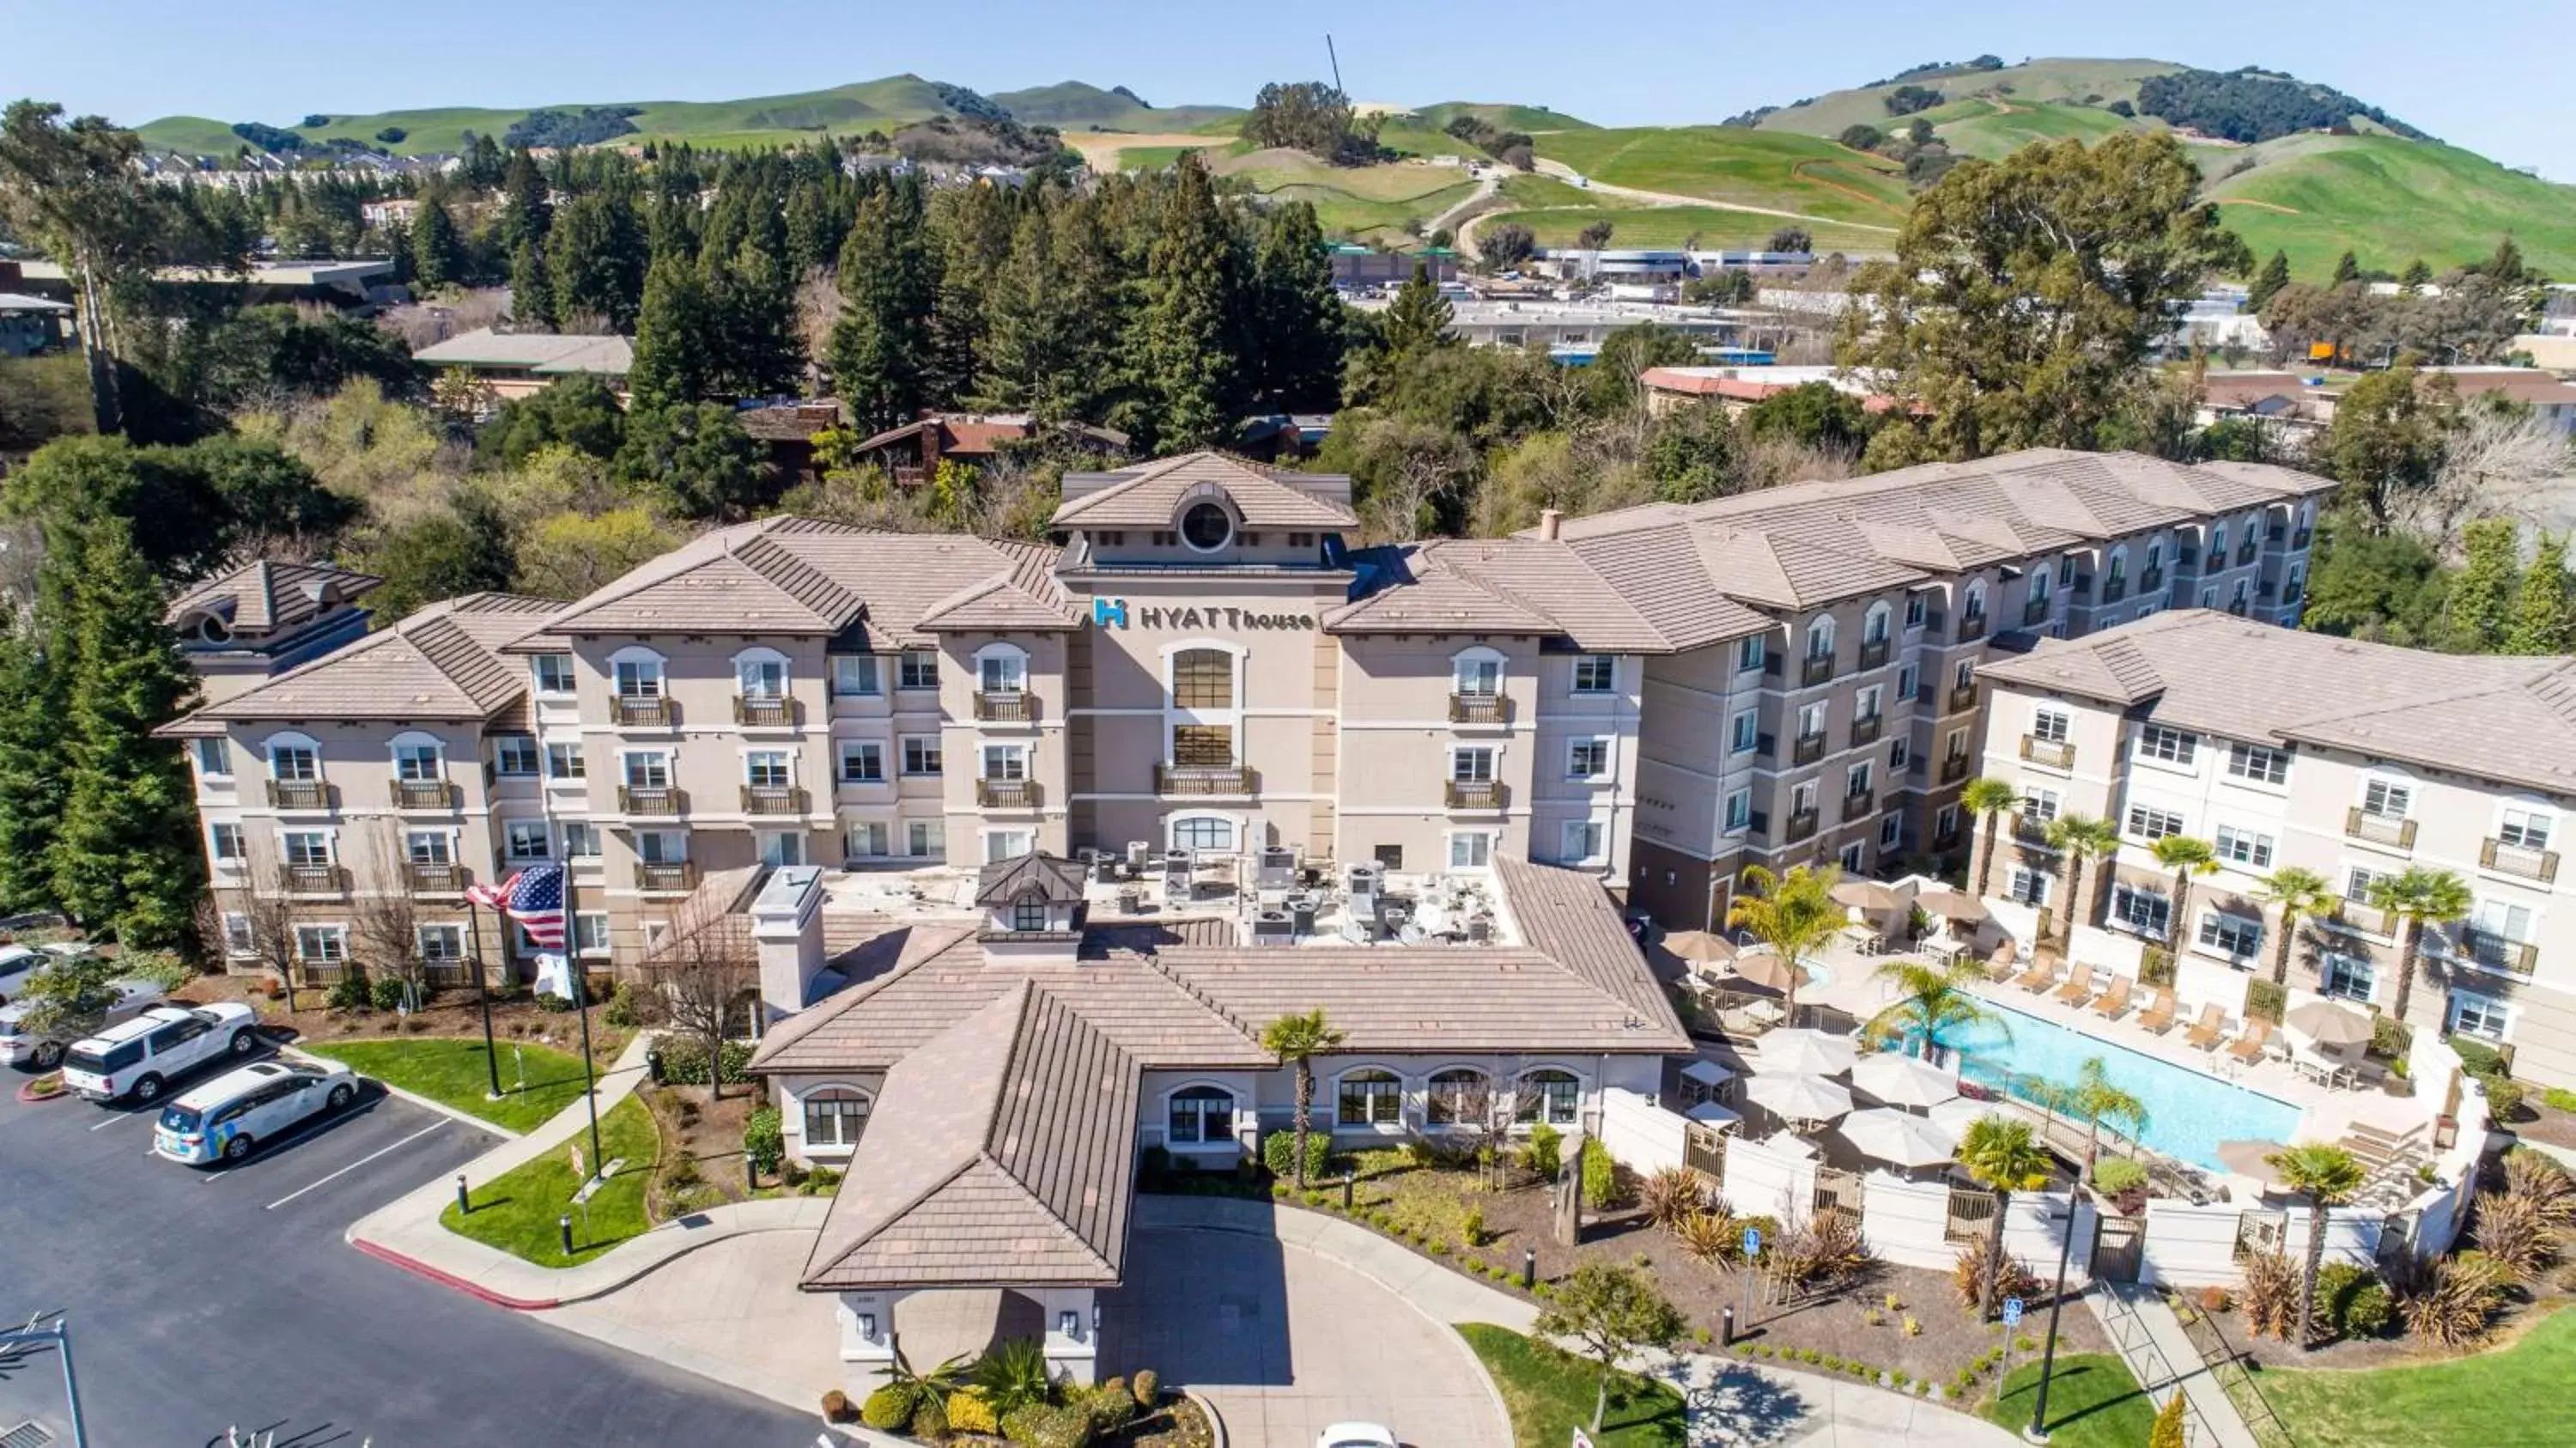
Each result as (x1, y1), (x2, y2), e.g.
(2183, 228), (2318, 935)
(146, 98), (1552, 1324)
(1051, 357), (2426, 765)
(1741, 1226), (1761, 1259)
(2002, 1296), (2024, 1327)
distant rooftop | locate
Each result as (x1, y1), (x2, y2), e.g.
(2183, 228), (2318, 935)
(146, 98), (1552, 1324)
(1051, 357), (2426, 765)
(412, 328), (635, 376)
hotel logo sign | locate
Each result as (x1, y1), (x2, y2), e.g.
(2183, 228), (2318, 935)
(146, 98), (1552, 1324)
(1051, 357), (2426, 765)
(1089, 597), (1315, 631)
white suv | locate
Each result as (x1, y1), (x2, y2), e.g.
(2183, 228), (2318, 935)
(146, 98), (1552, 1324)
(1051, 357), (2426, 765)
(0, 977), (167, 1070)
(0, 946), (43, 1006)
(60, 1003), (262, 1104)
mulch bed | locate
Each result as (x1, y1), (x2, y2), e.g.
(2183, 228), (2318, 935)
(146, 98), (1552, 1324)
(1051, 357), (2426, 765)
(185, 971), (630, 1061)
(2214, 1261), (2576, 1372)
(2510, 1102), (2576, 1151)
(639, 1082), (758, 1206)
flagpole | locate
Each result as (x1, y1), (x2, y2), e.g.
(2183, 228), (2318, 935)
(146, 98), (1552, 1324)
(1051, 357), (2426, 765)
(566, 862), (604, 1171)
(466, 898), (501, 1099)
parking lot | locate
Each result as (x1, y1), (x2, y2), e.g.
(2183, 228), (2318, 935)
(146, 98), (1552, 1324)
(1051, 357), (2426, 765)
(1, 1046), (823, 1446)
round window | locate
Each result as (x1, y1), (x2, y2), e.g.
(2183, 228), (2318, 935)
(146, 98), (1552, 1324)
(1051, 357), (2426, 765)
(1180, 501), (1234, 551)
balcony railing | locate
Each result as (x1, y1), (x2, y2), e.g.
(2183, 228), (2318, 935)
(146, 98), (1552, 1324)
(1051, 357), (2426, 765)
(976, 777), (1042, 809)
(1784, 808), (1820, 843)
(2020, 736), (2075, 770)
(2328, 898), (2396, 936)
(2178, 545), (2202, 569)
(1156, 764), (1258, 797)
(2237, 541), (2260, 568)
(389, 779), (455, 811)
(1858, 637), (1892, 671)
(635, 861), (698, 892)
(1801, 654), (1836, 688)
(1946, 681), (1980, 713)
(975, 691), (1039, 724)
(2023, 595), (2053, 626)
(2101, 576), (2129, 604)
(1850, 714), (1882, 748)
(1955, 612), (1988, 643)
(741, 784), (809, 816)
(1938, 755), (1971, 784)
(1449, 692), (1512, 726)
(2344, 807), (2417, 850)
(1841, 790), (1875, 823)
(613, 695), (674, 728)
(2482, 837), (2561, 884)
(2014, 812), (2053, 844)
(406, 862), (466, 894)
(618, 785), (688, 817)
(1444, 779), (1510, 811)
(265, 779), (333, 811)
(732, 695), (798, 727)
(1792, 732), (1828, 766)
(278, 863), (347, 896)
(2292, 528), (2312, 550)
(2141, 565), (2164, 593)
(2451, 928), (2538, 976)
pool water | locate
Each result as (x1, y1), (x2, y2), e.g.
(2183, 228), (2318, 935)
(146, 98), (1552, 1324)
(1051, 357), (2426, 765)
(1930, 1001), (2304, 1172)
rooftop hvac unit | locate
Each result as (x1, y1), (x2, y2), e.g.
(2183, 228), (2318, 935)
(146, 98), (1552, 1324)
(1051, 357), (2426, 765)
(1289, 895), (1319, 937)
(1163, 849), (1193, 900)
(1256, 846), (1297, 891)
(1467, 914), (1493, 945)
(1127, 841), (1151, 872)
(1092, 854), (1122, 885)
(1250, 909), (1294, 946)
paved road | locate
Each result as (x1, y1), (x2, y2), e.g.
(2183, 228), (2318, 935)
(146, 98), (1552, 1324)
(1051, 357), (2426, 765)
(0, 1056), (822, 1447)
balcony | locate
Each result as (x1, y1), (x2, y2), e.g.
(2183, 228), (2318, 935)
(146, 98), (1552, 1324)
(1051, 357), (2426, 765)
(1156, 764), (1258, 797)
(2014, 813), (2053, 845)
(2451, 928), (2538, 976)
(2344, 807), (2417, 851)
(741, 784), (810, 816)
(1946, 681), (1980, 713)
(1800, 654), (1836, 688)
(1445, 779), (1510, 812)
(1784, 808), (1820, 843)
(2237, 541), (2260, 568)
(389, 779), (455, 811)
(732, 695), (799, 728)
(2101, 575), (2129, 604)
(1955, 612), (1989, 643)
(1858, 637), (1892, 671)
(406, 862), (467, 894)
(278, 863), (347, 896)
(2327, 898), (2396, 936)
(2292, 528), (2312, 551)
(975, 691), (1040, 724)
(1449, 692), (1512, 727)
(2019, 736), (2075, 770)
(265, 779), (334, 811)
(2177, 545), (2202, 571)
(1841, 790), (1875, 823)
(2141, 565), (2165, 593)
(1850, 713), (1882, 748)
(2482, 837), (2561, 884)
(613, 695), (675, 728)
(1938, 755), (1971, 784)
(1791, 732), (1828, 766)
(618, 785), (688, 817)
(2022, 595), (2053, 627)
(976, 777), (1042, 810)
(635, 861), (698, 893)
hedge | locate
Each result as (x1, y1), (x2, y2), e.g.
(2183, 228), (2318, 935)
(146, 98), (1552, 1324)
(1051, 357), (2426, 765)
(653, 1036), (753, 1085)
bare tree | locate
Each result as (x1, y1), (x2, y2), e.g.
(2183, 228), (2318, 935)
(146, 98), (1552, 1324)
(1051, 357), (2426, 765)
(639, 884), (752, 1102)
(349, 824), (422, 1006)
(229, 835), (310, 1005)
(794, 266), (843, 391)
(2394, 406), (2576, 545)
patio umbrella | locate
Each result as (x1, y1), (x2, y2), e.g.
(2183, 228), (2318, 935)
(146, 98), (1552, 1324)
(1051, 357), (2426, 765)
(2284, 1001), (2374, 1049)
(1832, 879), (1911, 912)
(2217, 1138), (2293, 1184)
(1914, 887), (1990, 923)
(1854, 1050), (1960, 1110)
(1929, 1096), (2002, 1140)
(1745, 1071), (1855, 1124)
(1756, 1028), (1859, 1076)
(1662, 930), (1736, 966)
(1839, 1106), (1959, 1168)
(1731, 950), (1802, 994)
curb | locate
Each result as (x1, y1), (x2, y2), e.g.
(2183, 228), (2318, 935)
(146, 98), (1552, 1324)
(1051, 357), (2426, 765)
(1182, 1387), (1226, 1448)
(349, 1236), (560, 1311)
(15, 1074), (68, 1104)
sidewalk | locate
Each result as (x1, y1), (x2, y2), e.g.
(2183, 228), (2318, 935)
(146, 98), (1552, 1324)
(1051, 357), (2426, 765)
(2087, 1280), (2263, 1448)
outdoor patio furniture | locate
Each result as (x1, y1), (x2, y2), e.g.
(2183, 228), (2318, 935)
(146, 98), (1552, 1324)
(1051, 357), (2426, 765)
(2087, 975), (2135, 1020)
(2136, 987), (2178, 1033)
(2184, 1003), (2230, 1049)
(1838, 1107), (1957, 1169)
(1756, 1027), (1860, 1076)
(1984, 939), (2020, 983)
(2053, 963), (2098, 1007)
(1853, 1050), (1959, 1110)
(2227, 1021), (2276, 1065)
(2012, 958), (2057, 993)
(1745, 1070), (1856, 1125)
(2293, 1056), (2340, 1087)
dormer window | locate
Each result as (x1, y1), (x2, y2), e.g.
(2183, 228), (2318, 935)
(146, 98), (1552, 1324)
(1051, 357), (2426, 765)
(1012, 898), (1048, 933)
(190, 614), (232, 643)
(1180, 500), (1235, 552)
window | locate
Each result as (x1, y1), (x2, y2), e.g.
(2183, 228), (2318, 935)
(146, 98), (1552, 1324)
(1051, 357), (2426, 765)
(2215, 825), (2274, 870)
(1517, 1069), (1580, 1126)
(2025, 787), (2062, 824)
(1171, 648), (1234, 709)
(1890, 736), (1911, 771)
(209, 823), (246, 864)
(1730, 710), (1759, 755)
(1804, 617), (1835, 660)
(612, 657), (662, 698)
(2127, 806), (2184, 841)
(222, 912), (254, 956)
(760, 833), (805, 868)
(1568, 738), (1610, 780)
(192, 738), (230, 777)
(1963, 581), (1988, 621)
(494, 736), (539, 777)
(574, 912), (609, 956)
(533, 654), (575, 696)
(832, 654), (882, 697)
(294, 925), (348, 962)
(2469, 899), (2537, 966)
(746, 750), (793, 788)
(1426, 1069), (1488, 1127)
(2325, 955), (2378, 1004)
(907, 819), (945, 858)
(1797, 701), (1826, 739)
(804, 1089), (872, 1148)
(1897, 662), (1919, 703)
(2344, 865), (2387, 907)
(2006, 867), (2051, 907)
(1839, 843), (1866, 873)
(901, 737), (943, 776)
(1454, 654), (1503, 697)
(504, 821), (550, 861)
(1737, 635), (1767, 672)
(2227, 742), (2290, 786)
(1935, 803), (1959, 840)
(2032, 707), (2070, 745)
(1561, 819), (1605, 864)
(2030, 568), (2052, 603)
(1880, 814), (1903, 850)
(1905, 594), (1927, 630)
(1724, 789), (1752, 831)
(1449, 831), (1494, 869)
(1855, 684), (1883, 722)
(846, 821), (890, 858)
(839, 740), (884, 783)
(270, 742), (319, 781)
(416, 925), (464, 962)
(1789, 780), (1818, 816)
(545, 743), (586, 780)
(1945, 728), (1970, 763)
(1953, 659), (1976, 691)
(1179, 501), (1234, 551)
(623, 751), (671, 789)
(1571, 655), (1615, 693)
(635, 830), (685, 866)
(2211, 522), (2228, 558)
(897, 649), (939, 691)
(737, 656), (787, 700)
(1166, 1086), (1235, 1145)
(980, 744), (1027, 782)
(1338, 1070), (1402, 1127)
(2197, 911), (2263, 961)
(2500, 808), (2554, 852)
(1451, 746), (1496, 783)
(281, 831), (331, 867)
(983, 830), (1032, 864)
(2448, 990), (2511, 1043)
(978, 652), (1024, 694)
(1012, 899), (1049, 933)
(1862, 603), (1891, 645)
(404, 830), (451, 865)
(1171, 723), (1234, 767)
(2110, 885), (2172, 939)
(2362, 779), (2412, 818)
(561, 822), (602, 859)
(1170, 816), (1235, 853)
(1846, 761), (1874, 798)
(2136, 725), (2197, 766)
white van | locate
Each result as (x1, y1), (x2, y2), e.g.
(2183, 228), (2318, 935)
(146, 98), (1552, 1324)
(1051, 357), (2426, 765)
(153, 1059), (358, 1165)
(0, 977), (167, 1069)
(60, 1003), (261, 1103)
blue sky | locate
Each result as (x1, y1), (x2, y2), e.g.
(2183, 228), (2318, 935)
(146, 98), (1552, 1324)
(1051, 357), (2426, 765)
(5, 0), (2570, 179)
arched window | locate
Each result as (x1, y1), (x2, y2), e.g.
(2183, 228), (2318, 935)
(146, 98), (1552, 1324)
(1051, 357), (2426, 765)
(1451, 645), (1506, 697)
(974, 642), (1028, 695)
(1337, 1068), (1403, 1127)
(2146, 537), (2165, 572)
(1426, 1068), (1489, 1127)
(264, 730), (321, 781)
(185, 612), (232, 643)
(802, 1086), (871, 1148)
(1169, 814), (1236, 854)
(2105, 545), (2129, 587)
(388, 730), (445, 782)
(1516, 1068), (1581, 1126)
(610, 646), (667, 699)
(2210, 522), (2229, 558)
(1167, 1085), (1236, 1145)
(1962, 581), (1989, 622)
(1178, 496), (1236, 552)
(1862, 602), (1891, 645)
(732, 647), (790, 701)
(1804, 616), (1835, 660)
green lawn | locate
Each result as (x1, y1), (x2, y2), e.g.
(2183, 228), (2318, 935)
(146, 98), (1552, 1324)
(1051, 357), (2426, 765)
(1481, 205), (1893, 254)
(1456, 1323), (1686, 1446)
(2205, 132), (2576, 279)
(1534, 126), (1912, 226)
(440, 1094), (660, 1267)
(1983, 1354), (2156, 1448)
(2251, 1302), (2576, 1448)
(302, 1037), (596, 1134)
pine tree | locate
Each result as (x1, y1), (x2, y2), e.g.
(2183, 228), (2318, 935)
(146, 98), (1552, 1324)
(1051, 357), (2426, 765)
(500, 147), (550, 252)
(979, 203), (1078, 419)
(1136, 153), (1240, 450)
(824, 179), (935, 430)
(2331, 250), (2360, 287)
(2508, 532), (2573, 655)
(2400, 258), (2433, 290)
(409, 194), (465, 292)
(0, 599), (66, 913)
(509, 236), (553, 329)
(1380, 261), (1455, 356)
(2249, 249), (2292, 311)
(924, 184), (1014, 409)
(714, 240), (802, 399)
(547, 191), (649, 332)
(1252, 201), (1346, 411)
(46, 518), (204, 946)
(629, 252), (720, 409)
(2449, 516), (2521, 654)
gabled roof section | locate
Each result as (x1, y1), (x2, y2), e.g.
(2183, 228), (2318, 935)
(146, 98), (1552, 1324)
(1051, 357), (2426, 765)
(537, 519), (866, 637)
(975, 852), (1088, 907)
(167, 559), (381, 635)
(164, 593), (557, 728)
(1326, 538), (1764, 654)
(1054, 451), (1358, 530)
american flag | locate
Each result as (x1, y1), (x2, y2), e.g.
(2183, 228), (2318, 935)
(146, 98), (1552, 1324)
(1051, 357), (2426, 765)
(466, 863), (568, 949)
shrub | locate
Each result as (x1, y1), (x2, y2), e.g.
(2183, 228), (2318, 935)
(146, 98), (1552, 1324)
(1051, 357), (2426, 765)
(1081, 1377), (1136, 1433)
(1862, 1308), (1882, 1326)
(2545, 1087), (2576, 1115)
(1522, 1122), (1564, 1180)
(2472, 1189), (2559, 1281)
(2370, 1013), (2414, 1061)
(999, 1402), (1094, 1448)
(1462, 1205), (1486, 1247)
(536, 990), (578, 1013)
(1951, 1245), (2040, 1312)
(1130, 1368), (1158, 1405)
(742, 1107), (784, 1178)
(602, 982), (656, 1029)
(2242, 977), (2286, 1025)
(860, 1383), (919, 1431)
(325, 972), (373, 1010)
(2485, 1077), (2528, 1122)
(1693, 1326), (1714, 1346)
(2317, 1262), (2393, 1340)
(947, 1386), (999, 1434)
(2452, 1037), (2508, 1078)
(1259, 1129), (1329, 1182)
(1769, 1211), (1875, 1292)
(2093, 1157), (2149, 1196)
(2503, 1147), (2576, 1224)
(1580, 1136), (1621, 1209)
(653, 1037), (753, 1085)
(2150, 1390), (2187, 1448)
(1640, 1165), (1705, 1228)
(821, 1389), (852, 1423)
(2195, 1285), (2232, 1314)
(1139, 1144), (1170, 1181)
(1903, 1314), (1922, 1336)
(2397, 1253), (2504, 1348)
(1672, 1208), (1738, 1267)
(1883, 1293), (1903, 1312)
(975, 1335), (1054, 1417)
(909, 1392), (950, 1439)
(368, 976), (412, 1010)
(2138, 946), (2176, 988)
(2239, 1250), (2302, 1341)
(660, 1153), (702, 1189)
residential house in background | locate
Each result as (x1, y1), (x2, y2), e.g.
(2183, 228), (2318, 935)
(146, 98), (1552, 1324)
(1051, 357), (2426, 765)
(411, 328), (635, 405)
(846, 412), (1132, 488)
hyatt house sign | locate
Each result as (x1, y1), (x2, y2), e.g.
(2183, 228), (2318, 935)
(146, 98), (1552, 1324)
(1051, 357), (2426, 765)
(1090, 598), (1317, 631)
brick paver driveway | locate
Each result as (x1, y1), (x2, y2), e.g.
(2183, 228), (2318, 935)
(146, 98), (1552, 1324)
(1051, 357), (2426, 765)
(1101, 1226), (1510, 1448)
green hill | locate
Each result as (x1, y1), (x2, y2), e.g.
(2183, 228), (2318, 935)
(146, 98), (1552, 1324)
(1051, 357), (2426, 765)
(2204, 132), (2576, 278)
(1533, 126), (1912, 228)
(1925, 99), (2147, 160)
(1756, 58), (2180, 138)
(983, 81), (1237, 133)
(1416, 101), (1594, 133)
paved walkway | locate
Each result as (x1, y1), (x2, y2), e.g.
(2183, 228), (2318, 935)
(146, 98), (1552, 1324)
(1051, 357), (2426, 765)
(2086, 1281), (2261, 1448)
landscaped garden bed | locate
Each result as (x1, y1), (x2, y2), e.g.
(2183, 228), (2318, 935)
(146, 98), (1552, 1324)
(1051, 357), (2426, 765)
(823, 1342), (1214, 1448)
(190, 969), (633, 1063)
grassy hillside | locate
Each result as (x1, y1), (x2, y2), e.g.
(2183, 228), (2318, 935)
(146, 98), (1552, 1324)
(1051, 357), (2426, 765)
(2205, 132), (2576, 278)
(986, 81), (1236, 133)
(1929, 99), (2146, 160)
(1416, 101), (1594, 133)
(1212, 148), (1479, 246)
(1534, 127), (1911, 228)
(1480, 204), (1896, 253)
(1757, 57), (2179, 138)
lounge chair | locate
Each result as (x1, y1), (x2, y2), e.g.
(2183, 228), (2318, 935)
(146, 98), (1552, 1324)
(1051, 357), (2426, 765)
(2227, 1021), (2275, 1066)
(2184, 1004), (2229, 1050)
(2088, 975), (2135, 1020)
(2136, 987), (2178, 1034)
(2014, 958), (2058, 993)
(2053, 963), (2098, 1007)
(1984, 939), (2020, 983)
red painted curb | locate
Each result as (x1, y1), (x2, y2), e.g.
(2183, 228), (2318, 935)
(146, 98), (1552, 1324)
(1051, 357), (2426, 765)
(15, 1077), (68, 1104)
(350, 1237), (559, 1311)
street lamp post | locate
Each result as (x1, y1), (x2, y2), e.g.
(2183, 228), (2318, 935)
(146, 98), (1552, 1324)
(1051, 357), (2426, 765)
(2024, 1196), (2081, 1444)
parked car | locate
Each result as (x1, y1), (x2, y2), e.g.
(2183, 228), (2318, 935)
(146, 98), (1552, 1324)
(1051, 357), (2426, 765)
(59, 1003), (261, 1104)
(1315, 1426), (1400, 1448)
(0, 977), (168, 1069)
(153, 1059), (358, 1165)
(0, 946), (42, 1006)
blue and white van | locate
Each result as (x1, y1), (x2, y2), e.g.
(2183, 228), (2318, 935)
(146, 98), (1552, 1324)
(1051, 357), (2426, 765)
(154, 1060), (358, 1165)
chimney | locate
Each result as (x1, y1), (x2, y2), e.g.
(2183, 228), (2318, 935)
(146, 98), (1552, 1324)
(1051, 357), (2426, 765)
(1538, 508), (1564, 542)
(751, 866), (828, 1024)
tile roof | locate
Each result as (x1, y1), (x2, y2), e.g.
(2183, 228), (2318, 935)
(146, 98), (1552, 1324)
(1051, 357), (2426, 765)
(1325, 538), (1724, 654)
(167, 593), (557, 727)
(976, 853), (1089, 906)
(1054, 452), (1358, 530)
(1978, 610), (2576, 795)
(167, 559), (381, 634)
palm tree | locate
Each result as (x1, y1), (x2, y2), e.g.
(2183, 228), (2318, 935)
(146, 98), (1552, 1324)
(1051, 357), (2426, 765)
(2043, 813), (2120, 947)
(2366, 867), (2474, 1020)
(1962, 776), (2022, 896)
(2254, 866), (2335, 986)
(1259, 1009), (1345, 1189)
(1864, 958), (2009, 1061)
(1956, 1116), (2054, 1320)
(2265, 1142), (2367, 1350)
(2065, 1056), (2149, 1169)
(2150, 836), (2220, 947)
(1728, 863), (1844, 1026)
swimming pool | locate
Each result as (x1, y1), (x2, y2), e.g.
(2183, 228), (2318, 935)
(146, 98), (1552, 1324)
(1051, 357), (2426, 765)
(1930, 1001), (2304, 1173)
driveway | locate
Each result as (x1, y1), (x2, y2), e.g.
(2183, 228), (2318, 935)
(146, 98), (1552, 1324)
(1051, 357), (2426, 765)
(1102, 1226), (1509, 1448)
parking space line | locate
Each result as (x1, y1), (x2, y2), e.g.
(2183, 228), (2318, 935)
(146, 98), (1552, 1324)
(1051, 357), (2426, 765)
(89, 1110), (148, 1131)
(264, 1122), (447, 1210)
